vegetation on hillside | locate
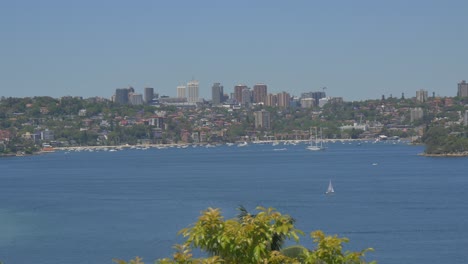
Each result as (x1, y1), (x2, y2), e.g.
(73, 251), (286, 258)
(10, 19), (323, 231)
(1, 95), (467, 155)
(422, 125), (468, 155)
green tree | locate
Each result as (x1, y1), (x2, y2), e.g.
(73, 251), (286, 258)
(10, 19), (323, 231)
(115, 206), (375, 264)
(237, 205), (293, 251)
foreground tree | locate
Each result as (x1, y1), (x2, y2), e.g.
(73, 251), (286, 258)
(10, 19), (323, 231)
(115, 206), (375, 264)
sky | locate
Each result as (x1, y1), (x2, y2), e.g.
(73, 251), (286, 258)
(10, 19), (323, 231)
(1, 0), (468, 101)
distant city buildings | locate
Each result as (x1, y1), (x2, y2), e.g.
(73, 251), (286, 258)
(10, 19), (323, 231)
(211, 83), (224, 105)
(257, 91), (292, 108)
(266, 93), (277, 107)
(253, 83), (268, 104)
(318, 97), (329, 108)
(114, 87), (151, 105)
(115, 88), (130, 104)
(301, 91), (326, 106)
(177, 85), (186, 99)
(109, 79), (465, 110)
(144, 87), (154, 104)
(277, 92), (290, 108)
(110, 82), (329, 109)
(234, 84), (247, 104)
(241, 87), (252, 106)
(187, 80), (199, 103)
(129, 93), (143, 105)
(312, 91), (326, 106)
(300, 98), (315, 108)
(458, 80), (468, 97)
(254, 110), (271, 130)
(416, 89), (428, 103)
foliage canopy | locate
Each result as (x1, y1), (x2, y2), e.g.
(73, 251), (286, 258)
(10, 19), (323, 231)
(115, 206), (375, 264)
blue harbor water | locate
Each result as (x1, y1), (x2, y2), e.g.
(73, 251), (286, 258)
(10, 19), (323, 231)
(1, 142), (467, 263)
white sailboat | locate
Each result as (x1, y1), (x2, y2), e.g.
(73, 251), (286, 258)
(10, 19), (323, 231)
(325, 180), (335, 194)
(306, 127), (325, 151)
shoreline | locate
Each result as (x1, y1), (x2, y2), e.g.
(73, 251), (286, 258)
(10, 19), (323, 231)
(51, 138), (408, 151)
(2, 138), (415, 156)
(419, 152), (468, 157)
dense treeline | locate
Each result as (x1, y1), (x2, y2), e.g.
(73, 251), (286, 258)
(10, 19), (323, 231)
(422, 125), (468, 154)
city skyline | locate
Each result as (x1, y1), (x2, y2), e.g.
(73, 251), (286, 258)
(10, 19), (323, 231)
(1, 1), (468, 101)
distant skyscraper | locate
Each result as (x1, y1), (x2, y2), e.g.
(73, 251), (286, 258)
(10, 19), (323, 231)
(277, 92), (291, 108)
(458, 80), (468, 97)
(144, 87), (154, 104)
(253, 83), (268, 104)
(254, 110), (271, 130)
(416, 89), (428, 103)
(115, 88), (129, 104)
(187, 80), (199, 103)
(241, 87), (252, 106)
(266, 93), (277, 107)
(177, 85), (186, 98)
(234, 84), (247, 104)
(211, 83), (224, 105)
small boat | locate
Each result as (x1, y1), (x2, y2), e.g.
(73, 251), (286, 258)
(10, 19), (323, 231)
(273, 148), (287, 151)
(237, 142), (248, 147)
(325, 180), (335, 194)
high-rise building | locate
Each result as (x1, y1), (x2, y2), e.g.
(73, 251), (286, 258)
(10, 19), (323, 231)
(177, 85), (186, 98)
(241, 87), (252, 106)
(253, 83), (268, 104)
(211, 83), (224, 105)
(277, 92), (291, 108)
(266, 93), (277, 107)
(458, 80), (468, 97)
(115, 88), (129, 104)
(254, 110), (271, 130)
(416, 89), (428, 103)
(144, 87), (154, 104)
(187, 80), (199, 103)
(234, 84), (247, 104)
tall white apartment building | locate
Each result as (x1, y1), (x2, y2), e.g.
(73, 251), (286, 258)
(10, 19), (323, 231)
(177, 85), (186, 98)
(416, 89), (428, 103)
(187, 80), (199, 103)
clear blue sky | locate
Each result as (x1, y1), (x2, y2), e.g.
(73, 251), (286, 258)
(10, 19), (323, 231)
(1, 0), (467, 101)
